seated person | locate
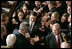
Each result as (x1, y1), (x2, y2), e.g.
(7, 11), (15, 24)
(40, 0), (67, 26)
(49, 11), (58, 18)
(45, 23), (64, 48)
(1, 34), (16, 48)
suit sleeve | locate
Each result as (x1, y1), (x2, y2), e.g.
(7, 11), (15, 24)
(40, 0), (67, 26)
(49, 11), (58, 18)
(44, 35), (50, 48)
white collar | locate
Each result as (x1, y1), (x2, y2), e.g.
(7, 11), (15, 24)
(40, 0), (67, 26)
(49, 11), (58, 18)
(18, 30), (25, 36)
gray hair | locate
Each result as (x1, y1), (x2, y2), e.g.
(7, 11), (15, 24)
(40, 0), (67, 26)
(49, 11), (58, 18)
(52, 23), (61, 30)
(6, 34), (16, 47)
(19, 22), (29, 30)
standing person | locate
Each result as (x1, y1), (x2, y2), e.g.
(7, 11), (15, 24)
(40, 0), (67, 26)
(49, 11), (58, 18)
(29, 11), (40, 37)
(13, 22), (33, 48)
(45, 23), (64, 48)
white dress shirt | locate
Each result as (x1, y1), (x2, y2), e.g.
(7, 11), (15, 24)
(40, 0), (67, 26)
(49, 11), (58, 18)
(29, 21), (35, 30)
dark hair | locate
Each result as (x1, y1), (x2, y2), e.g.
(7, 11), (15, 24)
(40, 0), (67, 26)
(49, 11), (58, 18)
(62, 13), (69, 22)
(51, 20), (59, 25)
(30, 11), (37, 16)
(17, 9), (24, 14)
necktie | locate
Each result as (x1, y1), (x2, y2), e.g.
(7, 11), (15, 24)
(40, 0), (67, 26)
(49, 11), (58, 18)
(57, 35), (60, 48)
(30, 22), (32, 33)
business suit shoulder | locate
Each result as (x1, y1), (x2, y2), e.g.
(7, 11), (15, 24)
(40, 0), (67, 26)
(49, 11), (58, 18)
(46, 33), (54, 40)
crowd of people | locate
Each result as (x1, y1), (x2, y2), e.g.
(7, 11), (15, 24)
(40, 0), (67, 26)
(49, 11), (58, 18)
(1, 1), (71, 48)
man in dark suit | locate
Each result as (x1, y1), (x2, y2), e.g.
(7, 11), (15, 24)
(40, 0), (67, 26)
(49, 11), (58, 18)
(29, 11), (40, 37)
(45, 23), (64, 48)
(13, 22), (33, 48)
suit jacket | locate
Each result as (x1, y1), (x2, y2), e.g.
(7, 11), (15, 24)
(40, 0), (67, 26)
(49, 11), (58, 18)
(45, 33), (64, 48)
(13, 33), (33, 48)
(29, 20), (40, 38)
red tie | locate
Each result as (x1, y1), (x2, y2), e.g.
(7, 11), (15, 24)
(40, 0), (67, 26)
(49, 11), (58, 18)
(57, 35), (60, 48)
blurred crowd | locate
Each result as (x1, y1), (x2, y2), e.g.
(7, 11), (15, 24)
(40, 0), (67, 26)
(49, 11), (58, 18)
(1, 1), (71, 48)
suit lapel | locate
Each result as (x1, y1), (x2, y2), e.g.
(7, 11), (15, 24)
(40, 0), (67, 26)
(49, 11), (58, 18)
(52, 34), (58, 46)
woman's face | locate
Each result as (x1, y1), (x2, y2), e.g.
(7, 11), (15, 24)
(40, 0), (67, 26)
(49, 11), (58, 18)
(51, 14), (56, 21)
(18, 12), (24, 19)
(61, 16), (66, 23)
(56, 1), (62, 7)
(22, 6), (28, 13)
(66, 1), (71, 5)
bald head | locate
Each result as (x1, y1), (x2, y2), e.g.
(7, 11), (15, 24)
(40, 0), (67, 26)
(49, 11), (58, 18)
(52, 23), (61, 35)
